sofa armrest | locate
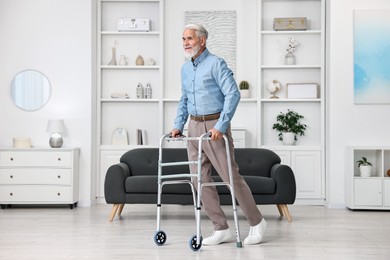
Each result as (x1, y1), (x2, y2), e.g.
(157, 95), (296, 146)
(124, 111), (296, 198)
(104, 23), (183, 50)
(270, 164), (296, 204)
(104, 163), (131, 204)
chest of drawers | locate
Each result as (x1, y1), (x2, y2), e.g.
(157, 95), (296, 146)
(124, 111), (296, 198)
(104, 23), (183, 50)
(0, 148), (79, 209)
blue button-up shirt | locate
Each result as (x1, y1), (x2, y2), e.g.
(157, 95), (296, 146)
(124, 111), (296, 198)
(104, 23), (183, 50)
(173, 48), (240, 133)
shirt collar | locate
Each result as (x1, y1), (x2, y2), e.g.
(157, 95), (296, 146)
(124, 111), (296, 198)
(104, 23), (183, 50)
(192, 48), (209, 67)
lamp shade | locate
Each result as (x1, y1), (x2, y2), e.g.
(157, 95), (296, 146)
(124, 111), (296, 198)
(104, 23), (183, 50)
(47, 119), (64, 133)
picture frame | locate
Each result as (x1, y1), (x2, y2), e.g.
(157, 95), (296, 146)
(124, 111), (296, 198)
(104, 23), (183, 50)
(286, 83), (319, 99)
(112, 127), (128, 145)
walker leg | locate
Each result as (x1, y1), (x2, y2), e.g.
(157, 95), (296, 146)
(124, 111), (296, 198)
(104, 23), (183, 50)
(230, 193), (242, 248)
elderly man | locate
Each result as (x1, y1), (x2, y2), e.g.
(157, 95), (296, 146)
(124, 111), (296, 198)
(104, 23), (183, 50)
(170, 24), (267, 246)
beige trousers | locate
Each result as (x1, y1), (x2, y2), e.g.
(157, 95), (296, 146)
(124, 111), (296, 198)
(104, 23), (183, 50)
(187, 119), (262, 230)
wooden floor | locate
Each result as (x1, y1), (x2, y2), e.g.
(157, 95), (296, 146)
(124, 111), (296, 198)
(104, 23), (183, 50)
(1, 203), (389, 259)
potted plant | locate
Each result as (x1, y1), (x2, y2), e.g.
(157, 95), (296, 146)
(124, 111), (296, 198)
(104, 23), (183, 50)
(272, 109), (307, 145)
(356, 157), (372, 177)
(239, 80), (250, 98)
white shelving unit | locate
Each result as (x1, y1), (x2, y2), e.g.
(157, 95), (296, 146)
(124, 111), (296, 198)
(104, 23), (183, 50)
(94, 0), (327, 204)
(257, 0), (326, 204)
(346, 147), (390, 210)
(96, 0), (164, 201)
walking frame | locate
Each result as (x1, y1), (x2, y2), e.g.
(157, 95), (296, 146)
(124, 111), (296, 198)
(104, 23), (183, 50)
(153, 132), (242, 251)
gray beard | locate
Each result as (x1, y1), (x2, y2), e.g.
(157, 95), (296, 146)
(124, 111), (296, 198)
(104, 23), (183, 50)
(184, 45), (201, 60)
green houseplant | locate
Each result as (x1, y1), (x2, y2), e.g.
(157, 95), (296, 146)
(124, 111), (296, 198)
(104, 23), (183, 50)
(272, 109), (307, 144)
(356, 157), (372, 177)
(239, 80), (250, 98)
(239, 80), (249, 90)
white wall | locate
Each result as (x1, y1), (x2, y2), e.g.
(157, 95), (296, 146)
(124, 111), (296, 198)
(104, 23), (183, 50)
(0, 0), (94, 206)
(327, 0), (390, 207)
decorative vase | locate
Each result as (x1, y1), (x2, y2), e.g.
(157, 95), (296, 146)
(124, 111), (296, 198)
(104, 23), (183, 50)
(359, 165), (372, 177)
(284, 52), (295, 65)
(119, 55), (128, 66)
(108, 47), (117, 66)
(282, 132), (295, 145)
(146, 58), (156, 65)
(135, 55), (144, 66)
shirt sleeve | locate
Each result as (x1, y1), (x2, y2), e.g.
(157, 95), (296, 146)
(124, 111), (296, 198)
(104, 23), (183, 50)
(173, 67), (189, 133)
(212, 58), (241, 133)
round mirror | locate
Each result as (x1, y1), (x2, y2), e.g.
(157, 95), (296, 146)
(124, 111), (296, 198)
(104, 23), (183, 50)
(10, 70), (51, 111)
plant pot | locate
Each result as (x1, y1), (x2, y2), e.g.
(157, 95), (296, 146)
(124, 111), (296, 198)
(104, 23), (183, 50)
(282, 132), (295, 145)
(240, 89), (250, 98)
(359, 165), (372, 177)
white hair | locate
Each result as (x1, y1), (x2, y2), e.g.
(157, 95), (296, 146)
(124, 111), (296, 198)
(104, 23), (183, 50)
(185, 24), (208, 40)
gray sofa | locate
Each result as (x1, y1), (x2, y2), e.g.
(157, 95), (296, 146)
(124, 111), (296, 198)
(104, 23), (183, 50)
(104, 148), (296, 222)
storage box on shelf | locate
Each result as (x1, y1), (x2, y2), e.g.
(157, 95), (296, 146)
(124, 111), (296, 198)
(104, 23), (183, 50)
(257, 0), (326, 204)
(0, 148), (79, 209)
(346, 147), (390, 210)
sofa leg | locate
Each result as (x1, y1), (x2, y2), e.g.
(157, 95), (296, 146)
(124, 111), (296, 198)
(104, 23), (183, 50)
(279, 204), (292, 222)
(276, 204), (284, 216)
(109, 204), (120, 222)
(118, 204), (125, 217)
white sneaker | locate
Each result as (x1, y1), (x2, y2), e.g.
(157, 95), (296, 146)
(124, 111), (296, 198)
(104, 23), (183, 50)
(202, 228), (233, 245)
(244, 219), (267, 245)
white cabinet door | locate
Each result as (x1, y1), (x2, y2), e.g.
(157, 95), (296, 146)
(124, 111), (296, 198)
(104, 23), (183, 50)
(382, 179), (390, 207)
(354, 178), (382, 206)
(291, 150), (322, 199)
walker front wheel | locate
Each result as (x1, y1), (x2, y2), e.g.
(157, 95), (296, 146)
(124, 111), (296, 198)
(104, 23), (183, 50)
(189, 235), (202, 251)
(154, 230), (167, 246)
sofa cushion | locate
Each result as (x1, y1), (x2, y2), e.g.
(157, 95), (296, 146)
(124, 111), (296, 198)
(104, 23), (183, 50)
(212, 176), (276, 195)
(125, 175), (275, 195)
(125, 176), (193, 194)
(233, 148), (281, 177)
(121, 148), (189, 176)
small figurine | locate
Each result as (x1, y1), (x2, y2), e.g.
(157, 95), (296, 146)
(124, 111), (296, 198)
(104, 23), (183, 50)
(136, 83), (144, 99)
(144, 83), (152, 99)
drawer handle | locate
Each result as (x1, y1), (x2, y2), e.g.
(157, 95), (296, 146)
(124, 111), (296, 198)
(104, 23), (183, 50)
(58, 158), (61, 161)
(10, 175), (13, 178)
(10, 193), (13, 196)
(58, 175), (61, 178)
(57, 193), (61, 196)
(10, 157), (14, 161)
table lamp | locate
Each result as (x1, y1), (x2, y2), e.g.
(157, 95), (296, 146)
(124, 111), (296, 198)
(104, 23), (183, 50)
(47, 119), (64, 148)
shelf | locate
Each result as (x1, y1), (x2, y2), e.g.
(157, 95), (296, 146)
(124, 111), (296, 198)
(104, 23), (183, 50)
(163, 98), (257, 103)
(261, 30), (321, 35)
(101, 31), (160, 35)
(261, 65), (321, 69)
(261, 145), (323, 151)
(100, 98), (159, 103)
(261, 98), (321, 102)
(100, 65), (159, 69)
